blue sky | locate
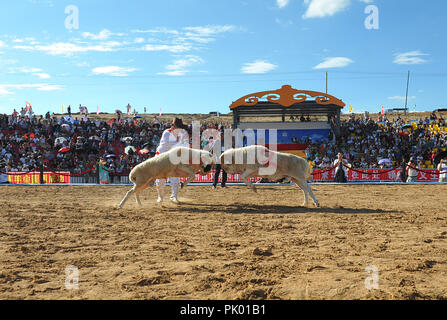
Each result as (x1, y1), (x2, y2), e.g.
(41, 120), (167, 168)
(0, 0), (446, 116)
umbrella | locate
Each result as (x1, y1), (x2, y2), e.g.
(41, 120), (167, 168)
(122, 137), (133, 142)
(59, 147), (70, 153)
(105, 154), (116, 158)
(378, 158), (392, 165)
(89, 135), (101, 141)
(64, 115), (74, 123)
(402, 124), (412, 129)
(55, 137), (67, 145)
(433, 150), (447, 165)
(61, 124), (71, 131)
(134, 115), (142, 119)
(124, 146), (136, 155)
(138, 149), (150, 154)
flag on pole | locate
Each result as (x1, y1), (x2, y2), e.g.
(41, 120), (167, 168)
(25, 102), (31, 113)
(97, 105), (100, 115)
(159, 107), (162, 117)
(349, 104), (353, 113)
(62, 104), (65, 113)
(381, 106), (384, 116)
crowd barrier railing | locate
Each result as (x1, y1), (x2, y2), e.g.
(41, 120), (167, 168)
(1, 164), (446, 184)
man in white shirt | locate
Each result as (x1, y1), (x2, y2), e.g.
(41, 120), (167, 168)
(155, 117), (189, 203)
(437, 157), (447, 183)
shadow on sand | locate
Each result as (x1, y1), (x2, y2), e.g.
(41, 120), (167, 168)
(174, 202), (401, 215)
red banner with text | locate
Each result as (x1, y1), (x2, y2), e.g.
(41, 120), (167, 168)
(8, 172), (71, 184)
(312, 168), (440, 182)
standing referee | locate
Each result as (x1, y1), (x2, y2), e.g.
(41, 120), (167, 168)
(207, 135), (227, 189)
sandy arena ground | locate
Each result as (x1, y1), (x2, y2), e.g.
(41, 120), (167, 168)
(0, 184), (446, 300)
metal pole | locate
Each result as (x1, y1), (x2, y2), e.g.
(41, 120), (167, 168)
(325, 71), (328, 95)
(404, 70), (410, 114)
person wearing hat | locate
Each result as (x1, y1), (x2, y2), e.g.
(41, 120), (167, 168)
(155, 117), (189, 203)
(406, 157), (419, 183)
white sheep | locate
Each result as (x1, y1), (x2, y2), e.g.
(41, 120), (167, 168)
(118, 147), (214, 208)
(220, 145), (320, 207)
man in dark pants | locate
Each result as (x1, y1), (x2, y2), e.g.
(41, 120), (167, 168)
(213, 163), (227, 189)
(207, 135), (228, 189)
(333, 152), (350, 183)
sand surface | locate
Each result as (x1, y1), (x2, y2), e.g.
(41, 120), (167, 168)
(0, 184), (446, 300)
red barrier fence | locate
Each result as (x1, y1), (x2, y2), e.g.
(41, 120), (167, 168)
(2, 166), (445, 184)
(312, 166), (446, 182)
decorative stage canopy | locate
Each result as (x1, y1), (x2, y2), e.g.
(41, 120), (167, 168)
(229, 85), (345, 110)
(229, 85), (346, 137)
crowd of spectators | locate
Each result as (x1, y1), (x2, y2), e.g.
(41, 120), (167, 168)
(306, 112), (447, 170)
(0, 109), (230, 177)
(1, 107), (446, 178)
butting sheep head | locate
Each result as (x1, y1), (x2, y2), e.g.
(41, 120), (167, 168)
(199, 151), (214, 174)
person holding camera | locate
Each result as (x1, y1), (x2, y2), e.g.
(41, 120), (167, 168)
(333, 152), (351, 183)
(437, 156), (447, 183)
(405, 157), (419, 183)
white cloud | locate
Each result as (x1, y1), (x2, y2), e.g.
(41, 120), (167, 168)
(142, 44), (192, 53)
(180, 25), (237, 44)
(20, 67), (42, 73)
(82, 29), (125, 40)
(159, 55), (204, 76)
(393, 51), (429, 65)
(15, 67), (51, 79)
(313, 57), (353, 69)
(157, 70), (189, 76)
(0, 40), (6, 47)
(14, 42), (118, 56)
(0, 86), (12, 95)
(166, 55), (204, 70)
(303, 0), (351, 19)
(37, 84), (63, 91)
(75, 61), (90, 67)
(35, 73), (51, 79)
(0, 83), (63, 95)
(241, 60), (278, 74)
(131, 27), (180, 35)
(134, 37), (145, 44)
(276, 0), (290, 8)
(388, 95), (416, 101)
(92, 66), (137, 77)
(183, 25), (236, 36)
